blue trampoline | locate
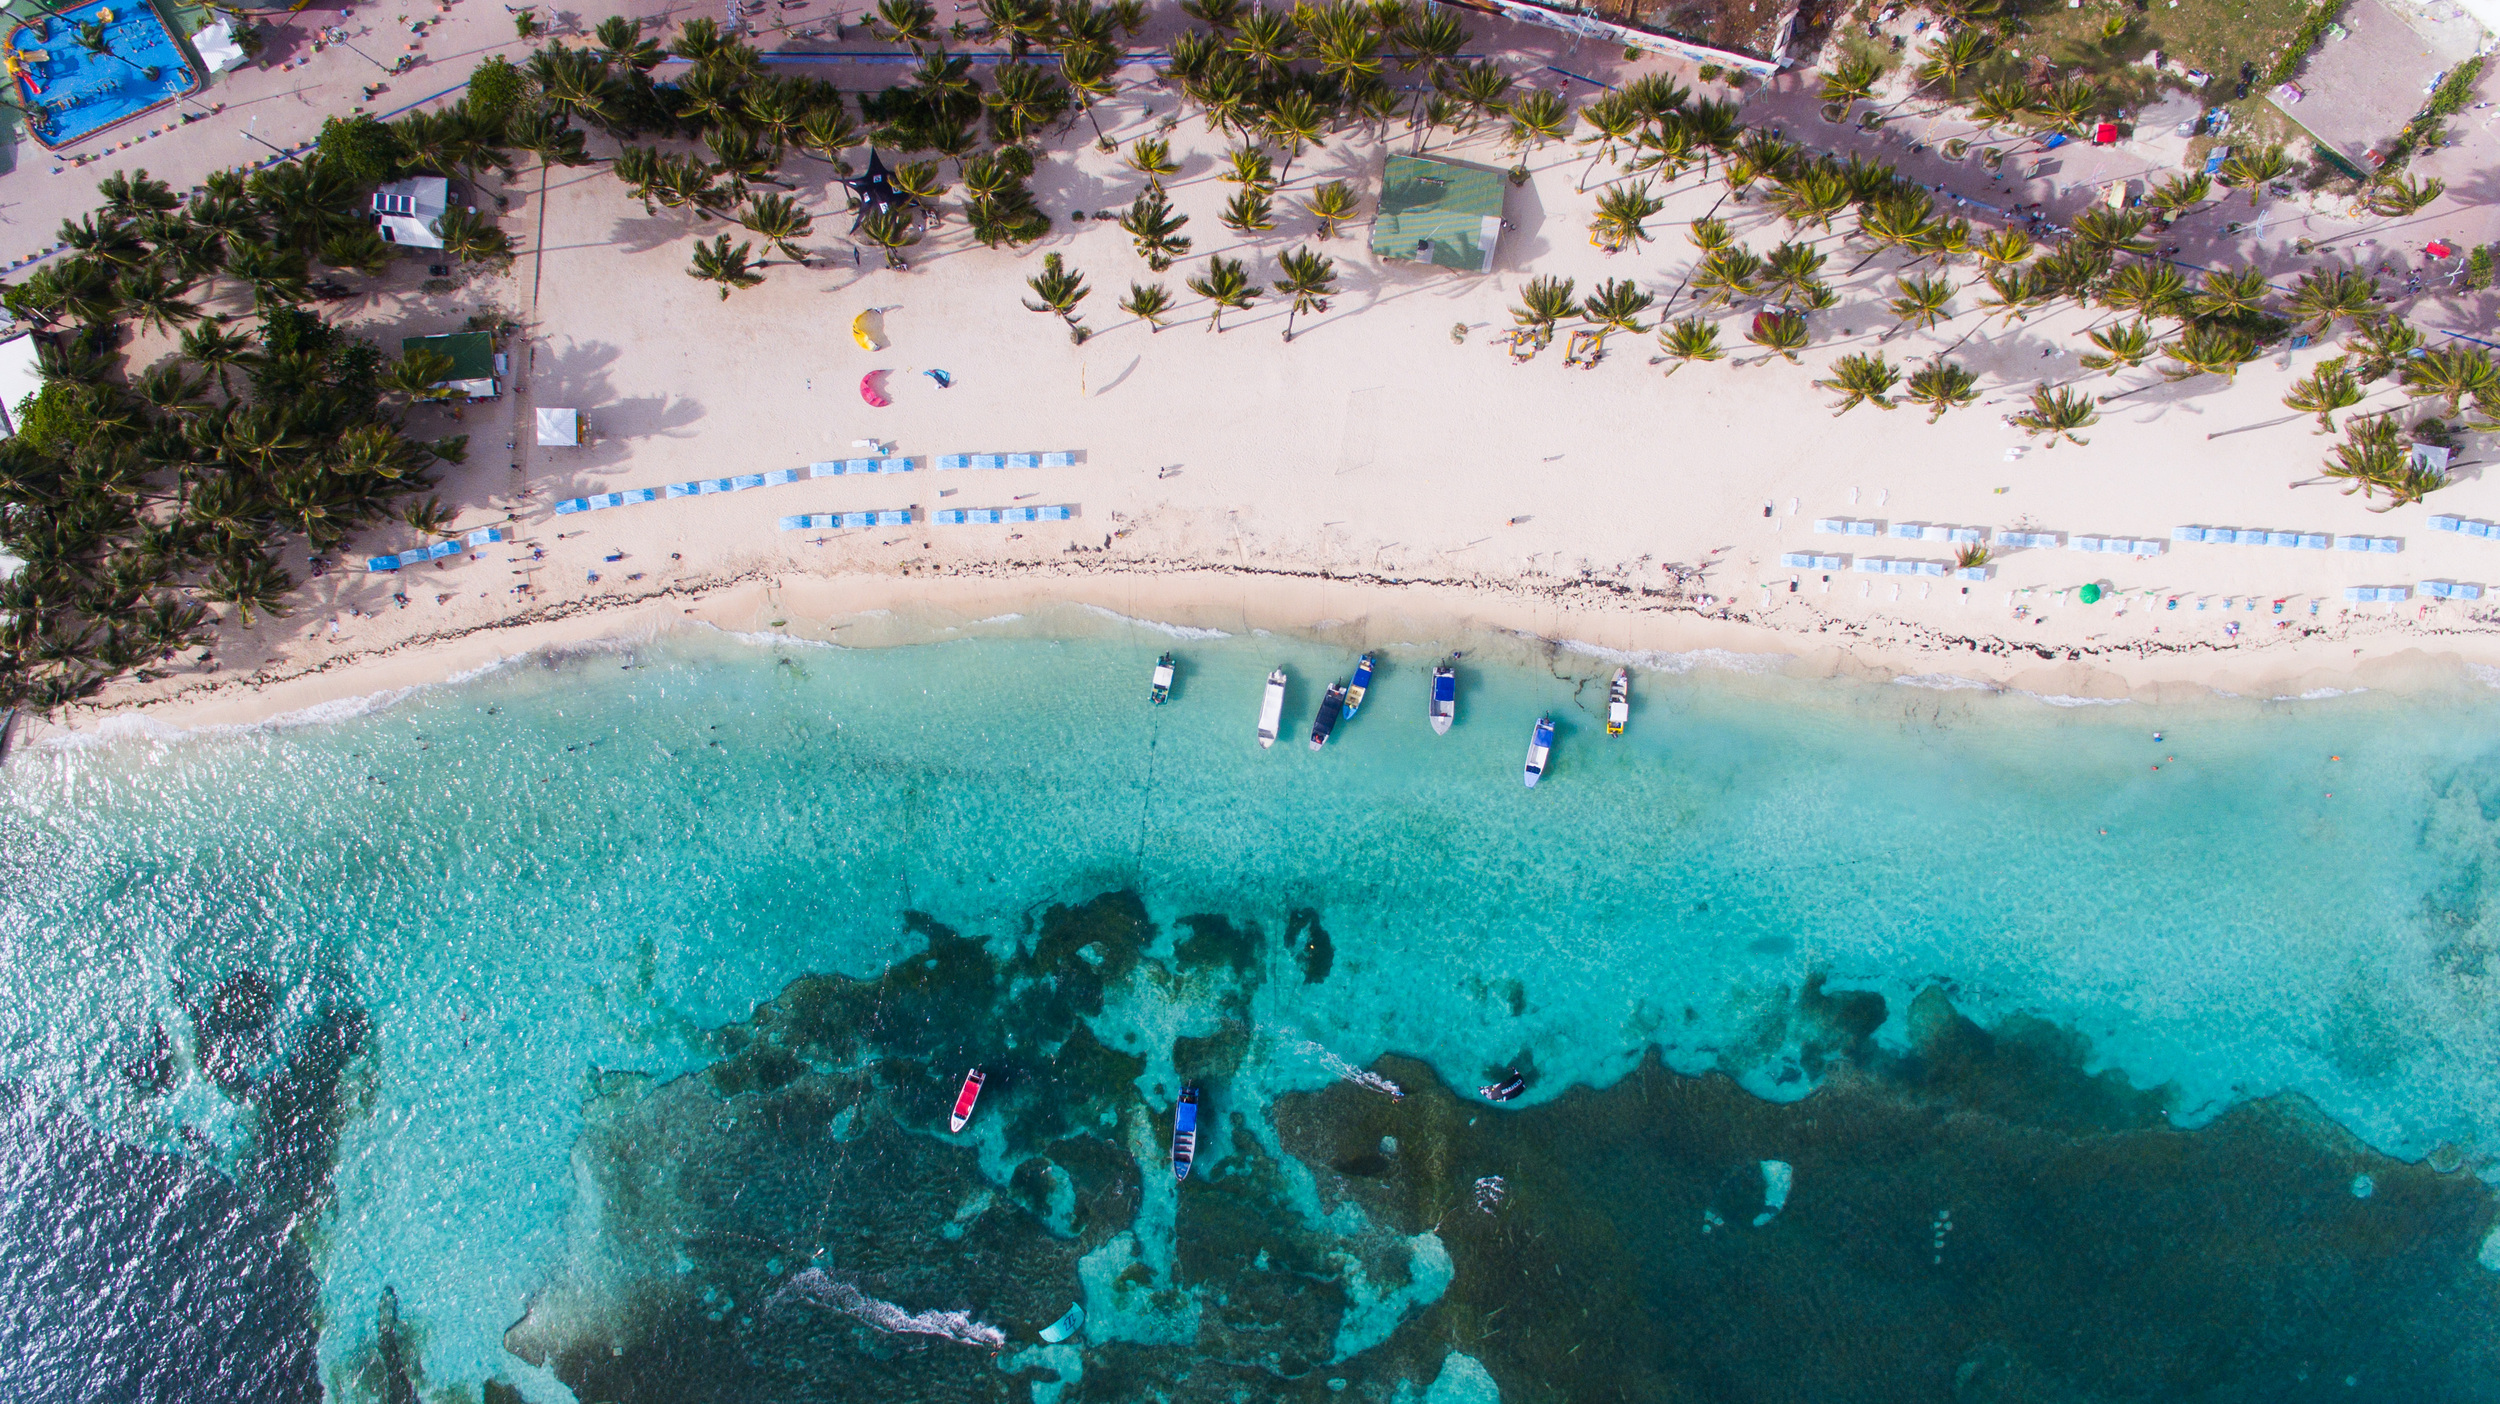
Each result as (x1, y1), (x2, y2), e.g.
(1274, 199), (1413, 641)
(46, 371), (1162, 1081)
(11, 0), (200, 150)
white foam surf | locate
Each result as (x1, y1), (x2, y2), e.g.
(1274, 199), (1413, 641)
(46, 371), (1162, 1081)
(775, 1268), (1006, 1348)
(1080, 605), (1232, 640)
(1555, 638), (1788, 675)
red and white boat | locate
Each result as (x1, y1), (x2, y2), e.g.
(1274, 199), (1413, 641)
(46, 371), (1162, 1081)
(949, 1068), (985, 1132)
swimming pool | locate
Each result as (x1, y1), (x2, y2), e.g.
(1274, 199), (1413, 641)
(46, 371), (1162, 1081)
(9, 0), (200, 150)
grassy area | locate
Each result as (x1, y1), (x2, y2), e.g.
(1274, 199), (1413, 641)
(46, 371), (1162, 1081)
(2002, 0), (2323, 100)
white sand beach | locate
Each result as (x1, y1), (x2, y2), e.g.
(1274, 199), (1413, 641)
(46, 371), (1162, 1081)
(33, 15), (2500, 738)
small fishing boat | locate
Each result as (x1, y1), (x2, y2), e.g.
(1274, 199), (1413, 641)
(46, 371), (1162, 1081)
(1257, 669), (1287, 748)
(1523, 715), (1555, 787)
(1430, 662), (1456, 735)
(1607, 668), (1629, 736)
(1172, 1087), (1200, 1180)
(1310, 681), (1347, 750)
(949, 1068), (985, 1132)
(1480, 1070), (1527, 1102)
(1343, 654), (1374, 719)
(1149, 652), (1175, 705)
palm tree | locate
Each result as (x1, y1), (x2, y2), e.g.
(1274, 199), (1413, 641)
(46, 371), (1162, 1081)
(1817, 352), (1899, 414)
(1264, 89), (1329, 181)
(1448, 61), (1514, 133)
(1589, 181), (1664, 252)
(1767, 163), (1850, 232)
(2402, 345), (2496, 414)
(115, 268), (199, 335)
(1971, 267), (2041, 327)
(739, 193), (814, 262)
(1301, 180), (1359, 239)
(1745, 310), (1809, 364)
(223, 240), (308, 309)
(1125, 136), (1180, 191)
(594, 14), (665, 70)
(985, 62), (1071, 147)
(97, 169), (179, 220)
(1915, 28), (1992, 98)
(2363, 173), (2444, 217)
(1689, 247), (1762, 309)
(383, 347), (458, 402)
(1221, 143), (1277, 191)
(1970, 79), (2036, 132)
(1581, 277), (1653, 333)
(2079, 319), (2160, 376)
(431, 206), (513, 266)
(1023, 251), (1092, 339)
(2098, 261), (2187, 321)
(1852, 191), (1938, 273)
(2285, 362), (2365, 433)
(1885, 274), (1953, 336)
(59, 213), (144, 267)
(2015, 385), (2099, 446)
(1657, 316), (1722, 376)
(2193, 266), (2272, 322)
(2217, 145), (2292, 202)
(1119, 191), (1193, 270)
(1511, 275), (1577, 336)
(1272, 245), (1337, 340)
(2033, 77), (2099, 134)
(2324, 414), (2405, 501)
(1505, 89), (1569, 153)
(797, 106), (863, 173)
(2147, 172), (2211, 219)
(2284, 269), (2375, 336)
(2069, 207), (2152, 259)
(1977, 226), (2034, 269)
(506, 108), (592, 169)
(2349, 316), (2424, 381)
(1818, 53), (1881, 106)
(180, 317), (256, 397)
(1303, 2), (1382, 86)
(1397, 4), (1468, 83)
(1227, 5), (1296, 73)
(1121, 281), (1175, 332)
(688, 233), (765, 298)
(1574, 91), (1642, 189)
(857, 209), (921, 269)
(874, 0), (943, 48)
(2160, 323), (2259, 384)
(1219, 189), (1276, 237)
(1905, 361), (1979, 421)
(202, 550), (294, 626)
(1185, 255), (1258, 331)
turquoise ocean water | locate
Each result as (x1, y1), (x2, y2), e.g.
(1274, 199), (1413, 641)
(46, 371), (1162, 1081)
(7, 609), (2500, 1401)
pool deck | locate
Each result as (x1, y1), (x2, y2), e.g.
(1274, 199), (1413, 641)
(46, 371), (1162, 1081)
(8, 0), (204, 150)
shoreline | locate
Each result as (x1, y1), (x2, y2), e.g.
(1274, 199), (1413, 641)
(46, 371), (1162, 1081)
(29, 559), (2500, 743)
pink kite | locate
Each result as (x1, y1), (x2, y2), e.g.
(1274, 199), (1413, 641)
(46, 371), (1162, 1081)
(859, 371), (890, 408)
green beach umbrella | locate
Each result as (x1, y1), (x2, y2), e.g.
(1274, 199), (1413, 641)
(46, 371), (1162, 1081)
(2078, 582), (2103, 604)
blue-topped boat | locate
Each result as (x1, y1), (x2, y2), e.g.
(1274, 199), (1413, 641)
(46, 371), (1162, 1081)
(1523, 716), (1554, 787)
(1430, 662), (1456, 735)
(1310, 682), (1347, 750)
(1344, 654), (1374, 719)
(1172, 1087), (1200, 1180)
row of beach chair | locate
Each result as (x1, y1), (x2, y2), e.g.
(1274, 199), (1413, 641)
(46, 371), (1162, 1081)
(780, 511), (915, 529)
(367, 527), (502, 572)
(936, 452), (1077, 470)
(2173, 526), (2402, 552)
(810, 457), (916, 476)
(2428, 516), (2500, 540)
(1782, 552), (1989, 579)
(932, 505), (1076, 524)
(2421, 580), (2485, 600)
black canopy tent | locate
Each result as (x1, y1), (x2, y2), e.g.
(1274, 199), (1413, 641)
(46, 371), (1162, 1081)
(842, 151), (921, 230)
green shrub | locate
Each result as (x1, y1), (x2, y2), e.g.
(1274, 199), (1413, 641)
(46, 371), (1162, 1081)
(2268, 0), (2347, 86)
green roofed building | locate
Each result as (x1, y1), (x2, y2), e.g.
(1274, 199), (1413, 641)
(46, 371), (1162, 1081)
(1371, 155), (1507, 274)
(401, 331), (501, 399)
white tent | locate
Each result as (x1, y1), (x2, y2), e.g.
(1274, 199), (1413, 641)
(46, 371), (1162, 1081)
(535, 407), (580, 447)
(0, 333), (46, 436)
(191, 19), (247, 74)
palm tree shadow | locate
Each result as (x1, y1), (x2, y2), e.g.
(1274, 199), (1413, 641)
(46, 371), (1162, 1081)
(603, 211), (710, 257)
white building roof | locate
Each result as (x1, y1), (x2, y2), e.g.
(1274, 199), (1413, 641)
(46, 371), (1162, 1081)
(0, 333), (47, 436)
(192, 19), (247, 73)
(535, 408), (579, 446)
(372, 176), (450, 249)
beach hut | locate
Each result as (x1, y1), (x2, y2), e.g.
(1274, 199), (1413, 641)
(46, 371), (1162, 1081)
(0, 332), (46, 435)
(400, 331), (500, 399)
(1371, 154), (1508, 273)
(535, 408), (580, 447)
(372, 177), (451, 249)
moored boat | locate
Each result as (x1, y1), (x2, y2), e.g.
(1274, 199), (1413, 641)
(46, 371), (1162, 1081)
(1523, 716), (1555, 787)
(1344, 654), (1374, 719)
(1150, 652), (1175, 704)
(1480, 1070), (1527, 1102)
(1172, 1087), (1200, 1180)
(949, 1068), (985, 1132)
(1430, 662), (1456, 735)
(1310, 682), (1347, 750)
(1607, 668), (1629, 736)
(1257, 669), (1287, 748)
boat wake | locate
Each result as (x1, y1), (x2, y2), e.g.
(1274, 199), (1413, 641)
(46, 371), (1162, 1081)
(773, 1268), (1007, 1348)
(1288, 1036), (1404, 1098)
